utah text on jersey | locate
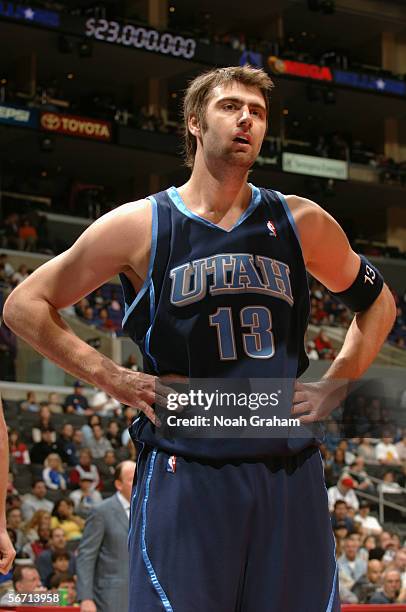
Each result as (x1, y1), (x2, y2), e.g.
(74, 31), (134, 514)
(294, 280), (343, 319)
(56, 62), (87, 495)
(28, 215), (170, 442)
(169, 253), (294, 307)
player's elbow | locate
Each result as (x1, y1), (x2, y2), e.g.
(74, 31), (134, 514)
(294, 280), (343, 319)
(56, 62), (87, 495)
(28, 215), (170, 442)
(3, 285), (31, 332)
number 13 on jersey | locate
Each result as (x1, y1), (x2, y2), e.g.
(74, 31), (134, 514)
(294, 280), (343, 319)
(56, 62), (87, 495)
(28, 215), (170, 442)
(209, 306), (275, 360)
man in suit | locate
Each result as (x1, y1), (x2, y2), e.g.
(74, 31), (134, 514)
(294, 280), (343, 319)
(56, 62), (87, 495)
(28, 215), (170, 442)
(77, 460), (136, 612)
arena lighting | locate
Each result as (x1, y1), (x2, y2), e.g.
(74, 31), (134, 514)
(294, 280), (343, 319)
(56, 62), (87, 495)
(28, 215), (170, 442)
(39, 135), (54, 152)
(78, 39), (93, 58)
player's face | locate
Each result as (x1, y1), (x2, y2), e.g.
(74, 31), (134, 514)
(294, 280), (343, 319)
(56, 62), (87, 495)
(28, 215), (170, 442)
(200, 82), (267, 169)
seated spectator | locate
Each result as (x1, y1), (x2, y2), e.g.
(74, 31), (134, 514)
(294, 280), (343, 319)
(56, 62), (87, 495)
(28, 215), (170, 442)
(72, 428), (84, 450)
(87, 423), (113, 459)
(56, 423), (78, 466)
(326, 448), (347, 484)
(21, 481), (53, 522)
(389, 549), (406, 589)
(18, 217), (38, 251)
(47, 392), (64, 414)
(313, 329), (336, 360)
(0, 253), (14, 278)
(50, 499), (84, 541)
(357, 438), (377, 464)
(22, 523), (51, 562)
(20, 391), (40, 413)
(369, 568), (402, 604)
(120, 406), (138, 446)
(69, 474), (103, 518)
(354, 500), (382, 536)
(359, 535), (377, 561)
(42, 454), (67, 491)
(328, 475), (359, 513)
(49, 572), (77, 605)
(63, 381), (90, 415)
(45, 549), (71, 588)
(395, 429), (406, 462)
(350, 457), (374, 495)
(97, 449), (117, 490)
(0, 565), (46, 605)
(89, 390), (121, 416)
(378, 470), (403, 494)
(106, 419), (122, 449)
(23, 509), (51, 544)
(331, 500), (355, 533)
(32, 405), (56, 443)
(124, 353), (139, 371)
(375, 435), (401, 465)
(9, 429), (30, 465)
(36, 527), (76, 585)
(69, 448), (100, 491)
(81, 414), (101, 444)
(351, 559), (383, 603)
(11, 264), (29, 286)
(95, 307), (117, 332)
(82, 306), (98, 326)
(30, 428), (60, 465)
(6, 507), (27, 553)
(338, 536), (368, 591)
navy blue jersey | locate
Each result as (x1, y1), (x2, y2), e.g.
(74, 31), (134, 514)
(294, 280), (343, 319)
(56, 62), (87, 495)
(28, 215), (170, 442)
(120, 184), (315, 459)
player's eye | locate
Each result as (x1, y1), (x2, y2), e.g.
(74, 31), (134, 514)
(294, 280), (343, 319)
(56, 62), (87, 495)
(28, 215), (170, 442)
(223, 103), (236, 111)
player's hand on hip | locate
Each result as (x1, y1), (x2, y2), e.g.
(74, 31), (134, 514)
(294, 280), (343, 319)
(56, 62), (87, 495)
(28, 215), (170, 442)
(291, 379), (348, 424)
(0, 528), (16, 574)
(80, 599), (97, 612)
(110, 368), (185, 425)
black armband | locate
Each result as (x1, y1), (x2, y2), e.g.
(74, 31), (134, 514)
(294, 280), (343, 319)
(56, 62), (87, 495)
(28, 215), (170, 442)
(328, 255), (384, 312)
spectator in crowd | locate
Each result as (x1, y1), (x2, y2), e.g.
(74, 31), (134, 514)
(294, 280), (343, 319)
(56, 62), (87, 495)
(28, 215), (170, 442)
(74, 298), (89, 319)
(0, 316), (17, 381)
(390, 549), (406, 589)
(9, 430), (30, 465)
(87, 424), (113, 459)
(375, 435), (401, 465)
(338, 537), (368, 592)
(50, 499), (84, 541)
(95, 307), (116, 333)
(0, 253), (14, 278)
(69, 448), (100, 491)
(369, 569), (402, 604)
(21, 482), (53, 522)
(6, 508), (26, 552)
(0, 565), (46, 605)
(36, 527), (75, 584)
(49, 572), (77, 605)
(11, 264), (29, 287)
(351, 559), (383, 603)
(81, 414), (101, 445)
(331, 501), (355, 534)
(89, 390), (121, 416)
(120, 406), (137, 447)
(359, 535), (377, 560)
(378, 471), (403, 494)
(72, 428), (84, 451)
(46, 549), (71, 588)
(354, 500), (382, 536)
(76, 461), (135, 612)
(357, 438), (377, 464)
(32, 406), (56, 443)
(97, 450), (117, 492)
(30, 429), (60, 465)
(105, 420), (122, 450)
(336, 439), (356, 466)
(23, 509), (51, 544)
(20, 391), (40, 413)
(22, 522), (50, 562)
(69, 474), (103, 518)
(306, 339), (319, 360)
(124, 353), (138, 371)
(47, 392), (64, 414)
(18, 218), (38, 252)
(56, 423), (78, 466)
(350, 457), (374, 495)
(313, 328), (336, 360)
(325, 448), (346, 485)
(63, 381), (89, 415)
(1, 214), (20, 251)
(395, 429), (406, 462)
(82, 306), (98, 327)
(328, 475), (359, 513)
(42, 454), (67, 492)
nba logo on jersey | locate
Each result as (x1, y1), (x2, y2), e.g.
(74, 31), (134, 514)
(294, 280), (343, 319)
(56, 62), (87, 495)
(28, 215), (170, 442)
(267, 220), (277, 237)
(166, 455), (177, 473)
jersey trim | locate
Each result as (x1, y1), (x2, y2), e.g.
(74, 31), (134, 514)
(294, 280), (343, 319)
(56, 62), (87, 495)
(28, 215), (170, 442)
(145, 282), (158, 373)
(273, 190), (302, 248)
(166, 184), (261, 233)
(141, 449), (174, 612)
(122, 196), (158, 327)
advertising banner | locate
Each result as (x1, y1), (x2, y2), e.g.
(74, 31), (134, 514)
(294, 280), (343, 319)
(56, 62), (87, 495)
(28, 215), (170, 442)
(0, 103), (38, 128)
(282, 152), (348, 180)
(40, 112), (112, 142)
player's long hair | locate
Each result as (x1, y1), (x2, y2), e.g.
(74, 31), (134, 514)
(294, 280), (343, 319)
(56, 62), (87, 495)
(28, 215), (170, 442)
(182, 65), (274, 168)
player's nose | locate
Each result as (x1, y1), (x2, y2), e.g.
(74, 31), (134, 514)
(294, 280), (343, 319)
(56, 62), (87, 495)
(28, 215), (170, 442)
(237, 106), (253, 127)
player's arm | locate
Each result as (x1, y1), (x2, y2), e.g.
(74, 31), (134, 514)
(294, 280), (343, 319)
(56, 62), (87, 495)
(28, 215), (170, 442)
(288, 196), (396, 421)
(3, 200), (169, 423)
(0, 398), (16, 573)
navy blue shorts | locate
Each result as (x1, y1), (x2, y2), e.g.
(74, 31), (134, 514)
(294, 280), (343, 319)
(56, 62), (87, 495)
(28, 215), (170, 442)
(128, 445), (340, 612)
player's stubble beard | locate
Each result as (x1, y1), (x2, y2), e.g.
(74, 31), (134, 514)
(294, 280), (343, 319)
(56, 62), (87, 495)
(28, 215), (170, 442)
(201, 129), (259, 180)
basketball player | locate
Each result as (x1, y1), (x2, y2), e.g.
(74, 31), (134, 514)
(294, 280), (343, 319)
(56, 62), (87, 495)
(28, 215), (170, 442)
(3, 66), (395, 611)
(0, 399), (16, 574)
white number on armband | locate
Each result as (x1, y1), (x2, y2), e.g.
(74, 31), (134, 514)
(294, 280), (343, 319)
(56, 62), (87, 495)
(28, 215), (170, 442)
(364, 265), (375, 285)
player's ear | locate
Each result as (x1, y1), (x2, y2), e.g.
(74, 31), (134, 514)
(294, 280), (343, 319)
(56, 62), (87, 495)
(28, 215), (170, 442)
(188, 113), (201, 137)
